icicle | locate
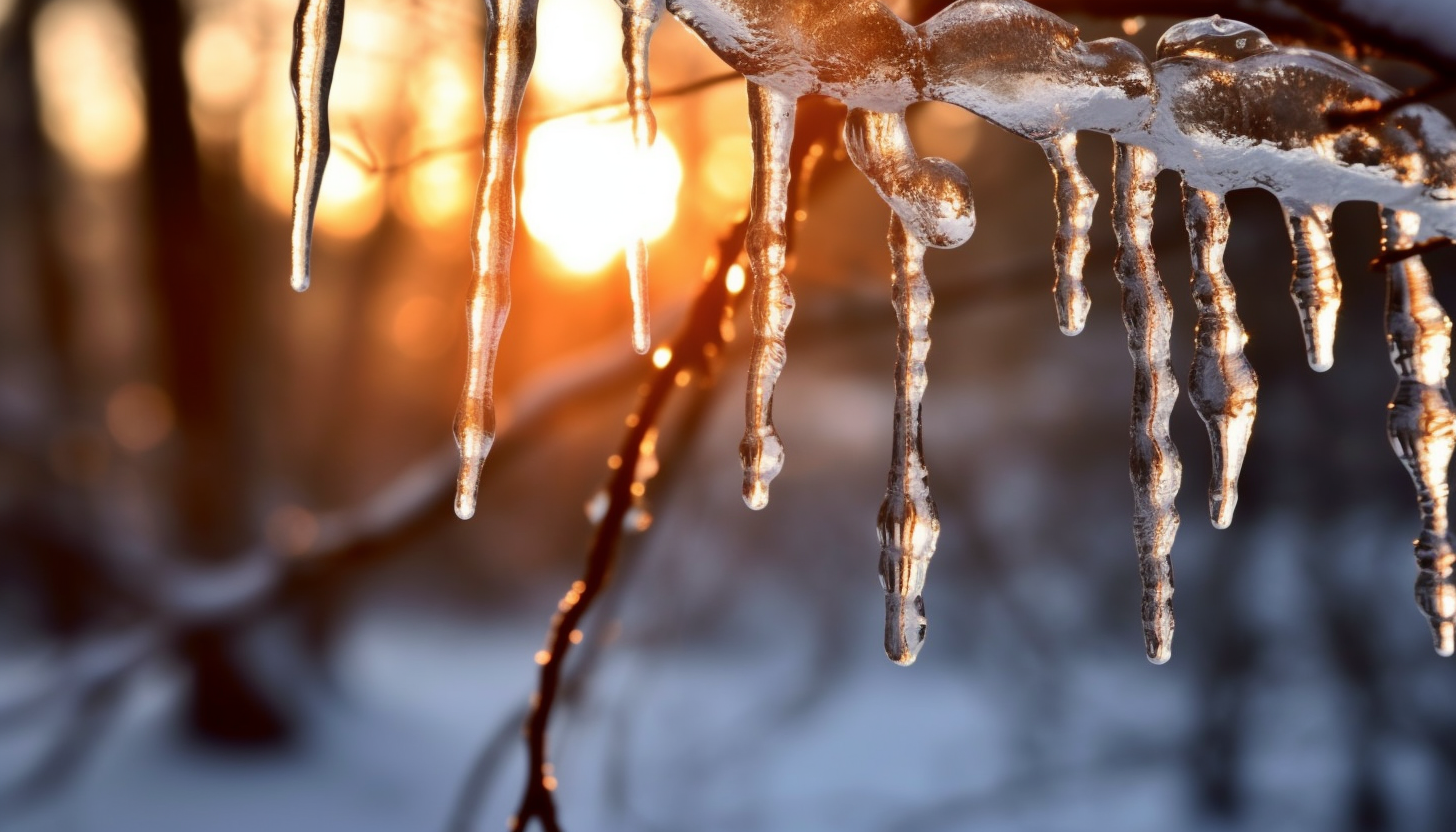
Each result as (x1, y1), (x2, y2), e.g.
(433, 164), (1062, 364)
(1113, 143), (1181, 664)
(1182, 186), (1257, 530)
(879, 215), (939, 666)
(1041, 132), (1097, 335)
(288, 0), (345, 293)
(1381, 208), (1456, 656)
(739, 83), (797, 511)
(454, 0), (538, 521)
(619, 0), (662, 355)
(841, 109), (975, 251)
(1282, 202), (1341, 372)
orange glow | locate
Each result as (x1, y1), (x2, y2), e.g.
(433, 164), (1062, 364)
(184, 15), (257, 115)
(32, 0), (145, 176)
(725, 264), (747, 295)
(105, 383), (175, 453)
(704, 133), (753, 204)
(395, 54), (478, 230)
(531, 0), (623, 109)
(390, 295), (454, 360)
(651, 346), (673, 368)
(521, 116), (682, 276)
(240, 83), (385, 240)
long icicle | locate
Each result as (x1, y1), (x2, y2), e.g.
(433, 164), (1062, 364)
(739, 83), (797, 510)
(879, 214), (939, 666)
(454, 0), (539, 520)
(1381, 208), (1456, 656)
(288, 0), (346, 292)
(1283, 201), (1341, 372)
(1041, 132), (1097, 335)
(619, 0), (661, 355)
(1112, 143), (1180, 664)
(1182, 186), (1257, 530)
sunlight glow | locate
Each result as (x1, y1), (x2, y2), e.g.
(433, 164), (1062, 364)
(240, 84), (385, 240)
(184, 15), (257, 114)
(395, 54), (478, 229)
(32, 0), (145, 176)
(532, 0), (623, 109)
(521, 117), (682, 276)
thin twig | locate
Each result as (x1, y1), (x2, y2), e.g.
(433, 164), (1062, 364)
(341, 72), (741, 176)
(506, 101), (847, 832)
(1369, 237), (1455, 270)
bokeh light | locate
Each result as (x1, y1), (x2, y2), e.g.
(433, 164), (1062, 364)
(531, 0), (624, 109)
(31, 0), (146, 176)
(105, 382), (175, 453)
(521, 116), (682, 276)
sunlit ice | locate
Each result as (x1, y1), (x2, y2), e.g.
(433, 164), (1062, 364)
(521, 115), (682, 277)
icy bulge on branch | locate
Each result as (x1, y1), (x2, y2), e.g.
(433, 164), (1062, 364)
(288, 3), (1456, 662)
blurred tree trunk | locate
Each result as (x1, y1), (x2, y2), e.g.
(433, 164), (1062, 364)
(122, 0), (289, 745)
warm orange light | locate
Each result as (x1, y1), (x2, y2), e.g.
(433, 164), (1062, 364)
(725, 264), (747, 295)
(390, 295), (454, 360)
(184, 16), (257, 115)
(240, 81), (384, 240)
(32, 0), (145, 176)
(521, 116), (682, 276)
(531, 0), (623, 109)
(395, 54), (478, 230)
(651, 346), (673, 368)
(704, 133), (753, 204)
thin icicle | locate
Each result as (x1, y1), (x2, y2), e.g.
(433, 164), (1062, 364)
(454, 0), (538, 520)
(1182, 186), (1257, 530)
(879, 215), (939, 666)
(288, 0), (345, 292)
(1283, 202), (1341, 372)
(739, 82), (797, 511)
(1382, 209), (1456, 657)
(1113, 143), (1181, 664)
(619, 0), (662, 355)
(1041, 132), (1097, 335)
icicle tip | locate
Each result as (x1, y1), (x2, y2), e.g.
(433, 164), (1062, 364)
(884, 593), (927, 666)
(1435, 622), (1454, 657)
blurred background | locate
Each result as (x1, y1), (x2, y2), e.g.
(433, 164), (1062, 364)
(2, 0), (1456, 830)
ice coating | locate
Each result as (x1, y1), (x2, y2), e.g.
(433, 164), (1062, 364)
(1136, 19), (1456, 242)
(842, 109), (975, 249)
(1041, 133), (1096, 335)
(879, 215), (938, 666)
(1113, 143), (1180, 664)
(1283, 202), (1341, 372)
(288, 0), (345, 293)
(738, 82), (796, 511)
(454, 0), (538, 520)
(1382, 209), (1456, 657)
(1154, 15), (1274, 62)
(620, 0), (662, 355)
(1182, 186), (1257, 530)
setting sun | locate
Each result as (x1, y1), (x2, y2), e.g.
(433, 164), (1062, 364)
(521, 116), (682, 276)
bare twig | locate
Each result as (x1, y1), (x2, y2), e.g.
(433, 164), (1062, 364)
(506, 100), (847, 832)
(339, 72), (740, 176)
(1369, 237), (1455, 270)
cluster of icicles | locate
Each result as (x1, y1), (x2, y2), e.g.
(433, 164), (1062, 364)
(290, 0), (1456, 664)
